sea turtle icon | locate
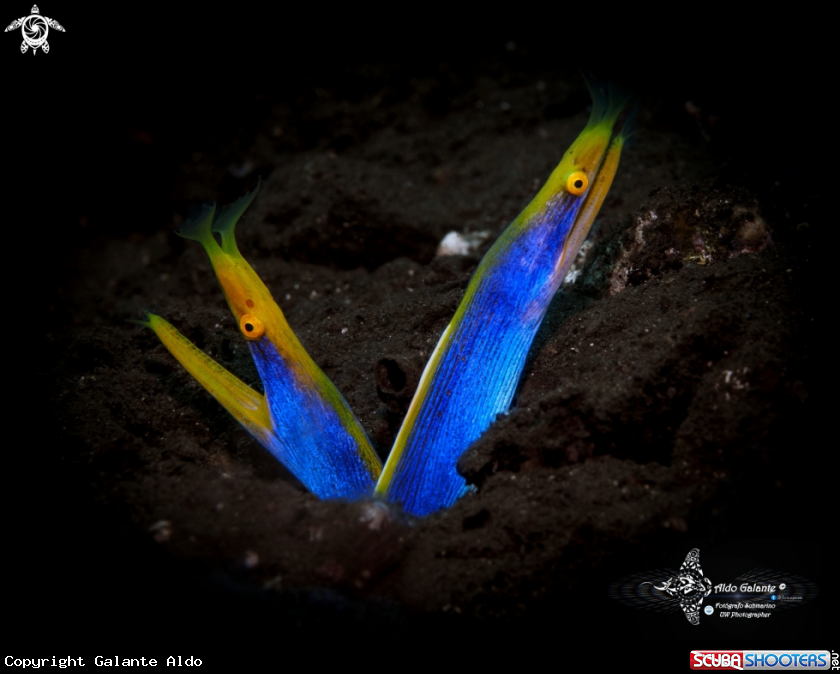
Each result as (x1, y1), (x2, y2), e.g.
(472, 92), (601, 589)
(5, 5), (64, 54)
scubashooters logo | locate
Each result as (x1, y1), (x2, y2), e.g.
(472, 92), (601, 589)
(689, 650), (831, 670)
(608, 547), (819, 627)
(4, 5), (64, 54)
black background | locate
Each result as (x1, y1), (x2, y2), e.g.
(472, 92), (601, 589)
(7, 3), (826, 662)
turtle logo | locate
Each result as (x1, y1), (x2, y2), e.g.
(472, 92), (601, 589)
(5, 5), (64, 54)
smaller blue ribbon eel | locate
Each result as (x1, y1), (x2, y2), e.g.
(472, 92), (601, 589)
(376, 82), (630, 516)
(139, 180), (382, 499)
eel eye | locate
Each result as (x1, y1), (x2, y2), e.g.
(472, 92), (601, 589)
(239, 314), (265, 340)
(566, 171), (588, 196)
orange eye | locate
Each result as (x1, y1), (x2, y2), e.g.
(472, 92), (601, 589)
(566, 171), (588, 196)
(239, 314), (265, 340)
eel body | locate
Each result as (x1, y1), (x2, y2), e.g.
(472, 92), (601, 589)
(141, 80), (628, 514)
(143, 183), (381, 499)
(376, 84), (629, 515)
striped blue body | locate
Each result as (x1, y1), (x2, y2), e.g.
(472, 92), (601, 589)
(386, 196), (584, 515)
(249, 338), (377, 499)
(146, 81), (626, 514)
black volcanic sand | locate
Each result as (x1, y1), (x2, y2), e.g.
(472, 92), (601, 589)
(39, 66), (818, 635)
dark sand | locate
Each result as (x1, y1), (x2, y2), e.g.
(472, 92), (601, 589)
(12, 25), (823, 653)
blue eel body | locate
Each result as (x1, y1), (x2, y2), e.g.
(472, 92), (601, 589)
(144, 81), (629, 516)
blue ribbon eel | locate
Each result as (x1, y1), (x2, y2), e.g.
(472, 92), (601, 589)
(140, 180), (382, 499)
(376, 84), (630, 515)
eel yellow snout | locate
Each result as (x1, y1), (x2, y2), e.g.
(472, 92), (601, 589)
(142, 180), (381, 499)
(375, 80), (630, 515)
